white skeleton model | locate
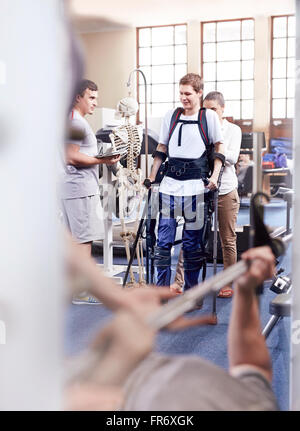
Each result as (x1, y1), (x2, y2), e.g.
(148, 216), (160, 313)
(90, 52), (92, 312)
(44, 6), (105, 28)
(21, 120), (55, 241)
(109, 97), (146, 286)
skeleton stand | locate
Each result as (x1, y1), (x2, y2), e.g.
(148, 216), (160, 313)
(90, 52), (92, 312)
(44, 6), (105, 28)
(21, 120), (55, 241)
(122, 190), (150, 287)
(108, 115), (146, 287)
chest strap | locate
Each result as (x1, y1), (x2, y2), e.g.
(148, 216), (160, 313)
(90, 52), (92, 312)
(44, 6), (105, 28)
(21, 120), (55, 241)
(177, 119), (199, 146)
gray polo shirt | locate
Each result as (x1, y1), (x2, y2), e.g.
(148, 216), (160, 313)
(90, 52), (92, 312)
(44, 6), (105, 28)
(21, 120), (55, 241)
(61, 110), (99, 199)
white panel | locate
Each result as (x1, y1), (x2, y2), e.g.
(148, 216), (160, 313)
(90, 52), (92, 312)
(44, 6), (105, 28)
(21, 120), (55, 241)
(291, 0), (300, 411)
(0, 0), (65, 410)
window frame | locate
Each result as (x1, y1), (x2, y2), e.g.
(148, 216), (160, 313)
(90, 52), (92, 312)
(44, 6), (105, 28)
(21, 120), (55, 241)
(136, 23), (188, 122)
(201, 17), (255, 129)
(270, 14), (295, 140)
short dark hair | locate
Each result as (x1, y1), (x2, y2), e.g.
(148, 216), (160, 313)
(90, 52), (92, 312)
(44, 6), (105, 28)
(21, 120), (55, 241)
(203, 91), (225, 107)
(73, 79), (98, 106)
(179, 73), (203, 93)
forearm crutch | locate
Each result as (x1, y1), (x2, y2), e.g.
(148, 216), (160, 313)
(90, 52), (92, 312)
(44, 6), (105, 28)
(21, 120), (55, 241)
(212, 166), (224, 317)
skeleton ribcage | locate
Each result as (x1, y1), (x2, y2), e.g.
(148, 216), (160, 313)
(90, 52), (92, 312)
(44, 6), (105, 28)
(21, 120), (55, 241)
(109, 124), (143, 173)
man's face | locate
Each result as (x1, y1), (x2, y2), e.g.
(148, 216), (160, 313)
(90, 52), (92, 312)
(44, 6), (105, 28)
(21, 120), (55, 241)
(203, 99), (224, 122)
(179, 84), (202, 112)
(76, 88), (98, 116)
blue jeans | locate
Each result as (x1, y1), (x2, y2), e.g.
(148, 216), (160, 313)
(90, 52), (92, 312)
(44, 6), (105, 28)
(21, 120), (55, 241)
(156, 193), (210, 290)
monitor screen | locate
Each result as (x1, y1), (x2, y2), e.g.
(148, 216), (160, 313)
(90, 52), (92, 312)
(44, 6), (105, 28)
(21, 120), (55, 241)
(241, 132), (266, 150)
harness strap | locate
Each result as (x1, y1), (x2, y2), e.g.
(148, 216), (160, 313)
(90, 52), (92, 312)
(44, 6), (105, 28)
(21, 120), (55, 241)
(198, 109), (209, 146)
(168, 107), (209, 149)
(177, 119), (199, 147)
(168, 108), (183, 142)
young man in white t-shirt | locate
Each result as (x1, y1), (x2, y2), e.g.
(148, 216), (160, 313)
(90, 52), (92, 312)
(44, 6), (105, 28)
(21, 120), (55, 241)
(148, 74), (225, 293)
(62, 79), (120, 254)
(171, 91), (241, 297)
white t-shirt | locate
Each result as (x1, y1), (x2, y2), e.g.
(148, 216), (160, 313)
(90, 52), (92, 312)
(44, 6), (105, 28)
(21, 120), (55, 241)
(219, 119), (242, 196)
(61, 109), (100, 199)
(158, 108), (224, 196)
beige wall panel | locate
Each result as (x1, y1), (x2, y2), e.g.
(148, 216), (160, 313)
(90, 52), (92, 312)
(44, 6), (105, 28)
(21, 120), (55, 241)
(187, 21), (201, 74)
(80, 29), (136, 110)
(78, 1), (295, 134)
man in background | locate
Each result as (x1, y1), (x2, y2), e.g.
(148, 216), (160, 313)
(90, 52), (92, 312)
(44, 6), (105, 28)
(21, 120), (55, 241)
(61, 79), (120, 304)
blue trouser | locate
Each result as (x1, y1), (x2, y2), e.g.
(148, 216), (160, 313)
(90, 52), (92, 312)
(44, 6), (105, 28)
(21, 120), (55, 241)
(154, 193), (210, 290)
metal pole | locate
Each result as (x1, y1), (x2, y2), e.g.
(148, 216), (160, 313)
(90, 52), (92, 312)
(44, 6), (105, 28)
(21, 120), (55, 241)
(252, 132), (263, 195)
(127, 69), (150, 281)
(249, 132), (264, 248)
(262, 315), (283, 339)
(102, 165), (113, 274)
(212, 191), (219, 315)
(212, 166), (224, 315)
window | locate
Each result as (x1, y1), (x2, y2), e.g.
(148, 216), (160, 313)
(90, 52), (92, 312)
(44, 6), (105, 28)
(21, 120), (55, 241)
(201, 19), (254, 121)
(271, 15), (295, 121)
(137, 24), (187, 121)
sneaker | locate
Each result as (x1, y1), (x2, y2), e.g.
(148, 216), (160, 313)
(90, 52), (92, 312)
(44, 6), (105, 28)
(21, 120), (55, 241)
(72, 295), (102, 305)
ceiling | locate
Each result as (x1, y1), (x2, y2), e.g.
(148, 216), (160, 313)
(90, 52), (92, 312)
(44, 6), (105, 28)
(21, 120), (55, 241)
(70, 0), (295, 33)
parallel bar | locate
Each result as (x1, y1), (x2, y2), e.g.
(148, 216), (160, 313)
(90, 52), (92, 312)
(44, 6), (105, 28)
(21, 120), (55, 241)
(147, 260), (248, 330)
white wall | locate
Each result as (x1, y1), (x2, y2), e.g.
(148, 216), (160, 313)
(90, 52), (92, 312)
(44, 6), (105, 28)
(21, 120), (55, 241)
(80, 28), (136, 110)
(0, 0), (65, 410)
(290, 0), (300, 411)
(77, 3), (295, 136)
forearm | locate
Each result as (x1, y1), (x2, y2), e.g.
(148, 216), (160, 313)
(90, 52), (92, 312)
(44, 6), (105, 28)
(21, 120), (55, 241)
(212, 157), (222, 180)
(67, 151), (100, 168)
(228, 286), (272, 380)
(149, 144), (167, 182)
(211, 142), (225, 179)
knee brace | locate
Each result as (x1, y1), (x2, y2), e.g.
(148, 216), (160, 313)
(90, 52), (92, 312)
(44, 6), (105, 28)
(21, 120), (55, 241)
(183, 248), (204, 271)
(154, 247), (171, 268)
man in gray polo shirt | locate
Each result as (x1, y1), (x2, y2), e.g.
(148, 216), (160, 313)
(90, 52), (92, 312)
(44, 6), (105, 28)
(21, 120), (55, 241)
(61, 79), (120, 303)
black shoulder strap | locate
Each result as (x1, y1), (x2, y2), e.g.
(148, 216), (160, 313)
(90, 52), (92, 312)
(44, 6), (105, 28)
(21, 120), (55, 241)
(197, 107), (210, 150)
(168, 107), (210, 150)
(168, 107), (184, 142)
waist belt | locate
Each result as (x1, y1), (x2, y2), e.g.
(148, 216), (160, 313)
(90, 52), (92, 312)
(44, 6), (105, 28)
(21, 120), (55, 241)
(166, 155), (209, 181)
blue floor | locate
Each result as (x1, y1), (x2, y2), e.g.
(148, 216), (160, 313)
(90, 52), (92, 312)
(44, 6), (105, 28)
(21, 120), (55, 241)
(65, 197), (291, 411)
